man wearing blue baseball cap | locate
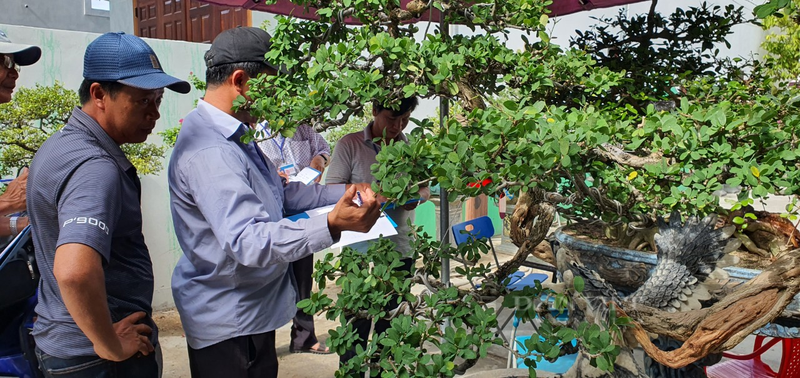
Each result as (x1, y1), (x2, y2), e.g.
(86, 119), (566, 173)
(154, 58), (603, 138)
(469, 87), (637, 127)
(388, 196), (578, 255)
(27, 32), (189, 378)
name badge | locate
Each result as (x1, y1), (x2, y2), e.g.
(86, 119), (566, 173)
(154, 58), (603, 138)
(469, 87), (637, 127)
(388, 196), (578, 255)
(279, 163), (298, 177)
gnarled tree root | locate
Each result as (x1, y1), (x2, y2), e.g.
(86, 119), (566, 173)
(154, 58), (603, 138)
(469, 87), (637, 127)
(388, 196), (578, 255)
(618, 248), (800, 369)
(500, 190), (556, 281)
(733, 232), (770, 257)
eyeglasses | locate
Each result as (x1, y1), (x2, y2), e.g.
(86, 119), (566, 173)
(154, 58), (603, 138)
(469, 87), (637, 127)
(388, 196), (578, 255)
(2, 55), (20, 72)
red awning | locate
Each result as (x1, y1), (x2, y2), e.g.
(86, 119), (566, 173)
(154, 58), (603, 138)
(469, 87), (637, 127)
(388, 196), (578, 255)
(197, 0), (650, 24)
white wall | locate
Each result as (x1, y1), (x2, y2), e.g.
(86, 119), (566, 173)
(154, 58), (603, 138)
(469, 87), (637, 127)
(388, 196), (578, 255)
(0, 0), (111, 34)
(546, 0), (766, 60)
(1, 24), (208, 310)
(415, 0), (768, 124)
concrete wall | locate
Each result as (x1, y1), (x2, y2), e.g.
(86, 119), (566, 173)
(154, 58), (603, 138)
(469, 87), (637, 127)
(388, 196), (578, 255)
(547, 0), (767, 60)
(110, 0), (135, 34)
(0, 24), (208, 310)
(0, 0), (111, 34)
(0, 0), (282, 37)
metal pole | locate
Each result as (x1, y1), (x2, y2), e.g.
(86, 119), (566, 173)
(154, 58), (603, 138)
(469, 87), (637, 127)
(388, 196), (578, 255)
(438, 10), (452, 339)
(439, 12), (451, 289)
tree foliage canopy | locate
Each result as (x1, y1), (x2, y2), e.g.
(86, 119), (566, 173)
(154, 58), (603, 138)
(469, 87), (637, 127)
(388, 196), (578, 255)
(238, 0), (800, 375)
(761, 0), (800, 79)
(247, 0), (799, 224)
(0, 82), (168, 175)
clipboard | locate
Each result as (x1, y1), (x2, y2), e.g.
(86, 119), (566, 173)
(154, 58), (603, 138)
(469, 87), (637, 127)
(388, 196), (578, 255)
(381, 198), (422, 210)
(285, 205), (397, 248)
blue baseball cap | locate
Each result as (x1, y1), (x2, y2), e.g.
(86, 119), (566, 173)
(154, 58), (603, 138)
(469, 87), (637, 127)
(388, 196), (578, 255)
(83, 32), (190, 94)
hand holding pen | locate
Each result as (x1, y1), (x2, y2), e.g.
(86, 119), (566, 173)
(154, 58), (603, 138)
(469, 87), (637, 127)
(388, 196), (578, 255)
(327, 183), (380, 240)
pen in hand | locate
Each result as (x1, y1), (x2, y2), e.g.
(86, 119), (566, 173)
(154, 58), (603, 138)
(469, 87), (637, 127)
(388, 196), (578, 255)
(353, 191), (364, 207)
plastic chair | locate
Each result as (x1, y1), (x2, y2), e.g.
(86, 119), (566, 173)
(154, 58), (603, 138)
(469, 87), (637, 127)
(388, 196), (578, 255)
(514, 334), (577, 373)
(451, 216), (554, 368)
(451, 216), (558, 281)
(705, 336), (800, 378)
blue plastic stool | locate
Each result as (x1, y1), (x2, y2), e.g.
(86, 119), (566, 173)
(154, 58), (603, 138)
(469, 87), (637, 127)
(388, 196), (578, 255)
(507, 295), (570, 369)
(507, 273), (549, 291)
(515, 335), (578, 373)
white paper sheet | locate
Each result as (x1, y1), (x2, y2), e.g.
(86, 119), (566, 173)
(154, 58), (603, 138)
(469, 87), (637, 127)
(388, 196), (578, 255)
(290, 205), (397, 248)
(332, 213), (398, 249)
(287, 167), (321, 185)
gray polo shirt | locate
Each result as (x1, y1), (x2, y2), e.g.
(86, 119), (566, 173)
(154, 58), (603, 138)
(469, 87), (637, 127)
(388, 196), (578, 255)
(326, 123), (414, 256)
(27, 107), (155, 359)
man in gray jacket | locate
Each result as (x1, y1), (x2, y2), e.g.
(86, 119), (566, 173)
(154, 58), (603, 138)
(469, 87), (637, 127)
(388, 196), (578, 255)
(168, 27), (380, 378)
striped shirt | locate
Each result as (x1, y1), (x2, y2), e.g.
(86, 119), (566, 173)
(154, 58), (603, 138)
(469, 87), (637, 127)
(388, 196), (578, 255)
(256, 123), (330, 170)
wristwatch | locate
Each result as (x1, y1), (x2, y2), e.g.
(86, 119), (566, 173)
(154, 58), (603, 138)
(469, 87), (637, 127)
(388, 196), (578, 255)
(319, 154), (329, 166)
(10, 216), (18, 235)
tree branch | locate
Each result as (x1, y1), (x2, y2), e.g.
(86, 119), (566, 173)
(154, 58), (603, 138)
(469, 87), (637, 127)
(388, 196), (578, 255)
(620, 248), (800, 368)
(592, 143), (663, 168)
(0, 140), (40, 153)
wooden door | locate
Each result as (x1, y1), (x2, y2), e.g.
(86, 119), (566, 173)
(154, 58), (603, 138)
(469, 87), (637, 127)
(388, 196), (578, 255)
(134, 0), (249, 43)
(187, 0), (215, 43)
(218, 6), (247, 36)
(160, 0), (186, 41)
(134, 0), (159, 38)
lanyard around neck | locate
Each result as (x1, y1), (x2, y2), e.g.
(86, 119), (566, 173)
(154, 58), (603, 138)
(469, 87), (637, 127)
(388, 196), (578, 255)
(264, 128), (287, 162)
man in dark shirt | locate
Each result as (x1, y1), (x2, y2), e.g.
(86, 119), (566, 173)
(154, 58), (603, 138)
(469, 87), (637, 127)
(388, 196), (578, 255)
(27, 32), (189, 378)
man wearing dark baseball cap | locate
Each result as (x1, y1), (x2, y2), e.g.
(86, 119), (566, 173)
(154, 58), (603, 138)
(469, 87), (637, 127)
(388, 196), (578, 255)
(203, 26), (288, 74)
(27, 32), (188, 378)
(0, 29), (42, 104)
(0, 30), (41, 236)
(169, 26), (380, 378)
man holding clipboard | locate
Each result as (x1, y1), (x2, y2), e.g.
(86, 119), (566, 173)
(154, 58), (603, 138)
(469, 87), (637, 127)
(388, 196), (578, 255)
(168, 27), (380, 378)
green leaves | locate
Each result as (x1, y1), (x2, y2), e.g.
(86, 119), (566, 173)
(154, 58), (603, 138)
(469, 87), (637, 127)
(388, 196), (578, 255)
(755, 0), (792, 19)
(0, 82), (166, 175)
(573, 276), (585, 293)
(239, 1), (800, 376)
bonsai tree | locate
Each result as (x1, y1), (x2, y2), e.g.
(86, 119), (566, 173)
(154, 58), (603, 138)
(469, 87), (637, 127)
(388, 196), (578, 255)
(241, 0), (800, 376)
(0, 82), (168, 175)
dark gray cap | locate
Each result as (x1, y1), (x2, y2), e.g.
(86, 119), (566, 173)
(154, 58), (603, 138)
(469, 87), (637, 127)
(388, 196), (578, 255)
(204, 27), (286, 74)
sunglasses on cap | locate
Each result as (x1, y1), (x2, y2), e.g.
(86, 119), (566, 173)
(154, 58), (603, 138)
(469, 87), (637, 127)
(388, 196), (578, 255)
(2, 55), (20, 72)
